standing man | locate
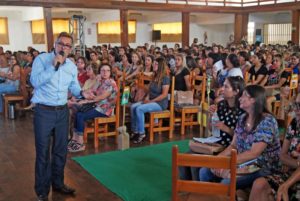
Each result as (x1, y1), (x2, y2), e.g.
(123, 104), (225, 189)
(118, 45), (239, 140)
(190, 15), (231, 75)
(30, 32), (93, 201)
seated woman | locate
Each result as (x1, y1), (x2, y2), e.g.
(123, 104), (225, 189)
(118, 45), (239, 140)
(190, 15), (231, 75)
(239, 51), (251, 77)
(114, 53), (132, 78)
(0, 55), (20, 113)
(68, 64), (118, 152)
(288, 52), (300, 74)
(76, 56), (89, 88)
(247, 53), (268, 85)
(174, 53), (191, 91)
(214, 54), (243, 103)
(125, 51), (143, 85)
(249, 94), (300, 201)
(68, 63), (100, 132)
(261, 54), (291, 112)
(130, 57), (170, 144)
(180, 76), (245, 181)
(199, 85), (281, 190)
(142, 54), (153, 75)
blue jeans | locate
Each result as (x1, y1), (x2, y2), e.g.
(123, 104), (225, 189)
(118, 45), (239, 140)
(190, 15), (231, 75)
(0, 83), (18, 112)
(34, 104), (69, 197)
(199, 167), (271, 189)
(75, 108), (107, 135)
(130, 102), (162, 134)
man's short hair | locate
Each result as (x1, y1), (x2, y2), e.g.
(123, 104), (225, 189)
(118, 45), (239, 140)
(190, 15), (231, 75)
(57, 32), (73, 44)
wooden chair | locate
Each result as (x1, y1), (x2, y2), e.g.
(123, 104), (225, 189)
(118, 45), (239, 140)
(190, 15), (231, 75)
(174, 73), (207, 135)
(289, 73), (299, 100)
(2, 67), (28, 118)
(172, 145), (237, 201)
(146, 76), (175, 142)
(198, 101), (210, 138)
(272, 71), (299, 119)
(83, 79), (121, 149)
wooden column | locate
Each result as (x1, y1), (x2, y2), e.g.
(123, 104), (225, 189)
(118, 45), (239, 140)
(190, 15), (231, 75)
(182, 12), (190, 48)
(292, 10), (300, 45)
(234, 13), (249, 43)
(120, 9), (128, 47)
(43, 7), (54, 52)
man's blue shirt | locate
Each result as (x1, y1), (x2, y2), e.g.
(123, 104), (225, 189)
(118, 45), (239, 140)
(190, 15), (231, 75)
(30, 52), (81, 106)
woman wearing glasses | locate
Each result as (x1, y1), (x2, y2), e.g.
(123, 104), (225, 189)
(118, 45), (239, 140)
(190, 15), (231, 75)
(68, 64), (118, 152)
(250, 94), (300, 201)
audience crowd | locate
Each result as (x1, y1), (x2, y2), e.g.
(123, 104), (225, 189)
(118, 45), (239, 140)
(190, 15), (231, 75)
(1, 39), (300, 200)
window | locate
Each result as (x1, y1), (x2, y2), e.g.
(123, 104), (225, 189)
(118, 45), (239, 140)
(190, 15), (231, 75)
(263, 23), (291, 45)
(31, 19), (77, 44)
(247, 22), (255, 44)
(97, 20), (136, 43)
(153, 22), (182, 42)
(31, 20), (45, 44)
(0, 17), (9, 44)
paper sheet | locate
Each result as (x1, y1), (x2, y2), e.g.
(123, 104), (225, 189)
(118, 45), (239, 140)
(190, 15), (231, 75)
(193, 136), (221, 144)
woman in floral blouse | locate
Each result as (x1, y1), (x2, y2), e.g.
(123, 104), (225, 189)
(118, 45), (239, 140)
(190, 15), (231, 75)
(199, 85), (281, 189)
(250, 94), (300, 201)
(68, 64), (118, 152)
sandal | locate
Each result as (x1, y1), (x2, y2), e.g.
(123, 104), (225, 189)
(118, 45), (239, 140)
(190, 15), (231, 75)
(130, 132), (138, 140)
(68, 143), (85, 153)
(68, 139), (77, 147)
(133, 134), (146, 144)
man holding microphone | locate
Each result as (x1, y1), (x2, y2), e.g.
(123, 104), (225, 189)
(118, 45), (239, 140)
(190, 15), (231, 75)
(30, 32), (94, 201)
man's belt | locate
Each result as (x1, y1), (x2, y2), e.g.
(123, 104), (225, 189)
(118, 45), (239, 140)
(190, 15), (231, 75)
(36, 104), (67, 111)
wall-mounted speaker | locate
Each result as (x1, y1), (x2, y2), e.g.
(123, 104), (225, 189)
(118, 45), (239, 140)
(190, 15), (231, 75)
(152, 30), (161, 41)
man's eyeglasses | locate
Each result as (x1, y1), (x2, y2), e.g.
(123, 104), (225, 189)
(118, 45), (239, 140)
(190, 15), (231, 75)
(101, 69), (111, 73)
(56, 42), (72, 49)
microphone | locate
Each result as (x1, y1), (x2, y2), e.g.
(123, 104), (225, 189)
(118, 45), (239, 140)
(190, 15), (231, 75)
(55, 51), (65, 71)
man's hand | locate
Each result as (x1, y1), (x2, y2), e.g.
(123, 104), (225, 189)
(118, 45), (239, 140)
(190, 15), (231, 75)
(54, 51), (65, 69)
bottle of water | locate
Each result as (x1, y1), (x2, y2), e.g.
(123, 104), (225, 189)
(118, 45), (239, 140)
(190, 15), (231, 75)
(211, 111), (220, 137)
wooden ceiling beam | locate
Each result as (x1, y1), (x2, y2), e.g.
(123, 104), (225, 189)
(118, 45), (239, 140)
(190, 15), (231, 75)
(0, 0), (299, 13)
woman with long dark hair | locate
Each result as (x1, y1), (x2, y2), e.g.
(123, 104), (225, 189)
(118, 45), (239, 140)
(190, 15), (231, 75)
(130, 57), (170, 143)
(248, 53), (268, 85)
(249, 94), (300, 201)
(199, 85), (281, 190)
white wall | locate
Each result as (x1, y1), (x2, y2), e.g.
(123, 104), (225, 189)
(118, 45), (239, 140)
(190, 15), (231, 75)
(0, 10), (47, 52)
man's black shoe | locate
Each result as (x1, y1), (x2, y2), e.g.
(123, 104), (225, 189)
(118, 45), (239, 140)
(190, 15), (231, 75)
(52, 184), (76, 195)
(37, 195), (48, 201)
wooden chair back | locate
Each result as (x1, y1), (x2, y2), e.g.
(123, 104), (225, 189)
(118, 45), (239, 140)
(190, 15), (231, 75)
(192, 72), (206, 104)
(148, 76), (175, 142)
(172, 146), (237, 201)
(136, 72), (153, 90)
(289, 73), (299, 99)
(199, 101), (210, 137)
(19, 67), (29, 100)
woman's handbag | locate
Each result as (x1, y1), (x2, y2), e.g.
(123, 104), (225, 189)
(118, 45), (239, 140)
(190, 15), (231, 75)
(133, 87), (147, 102)
(175, 91), (194, 105)
(78, 102), (96, 113)
(189, 140), (224, 155)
